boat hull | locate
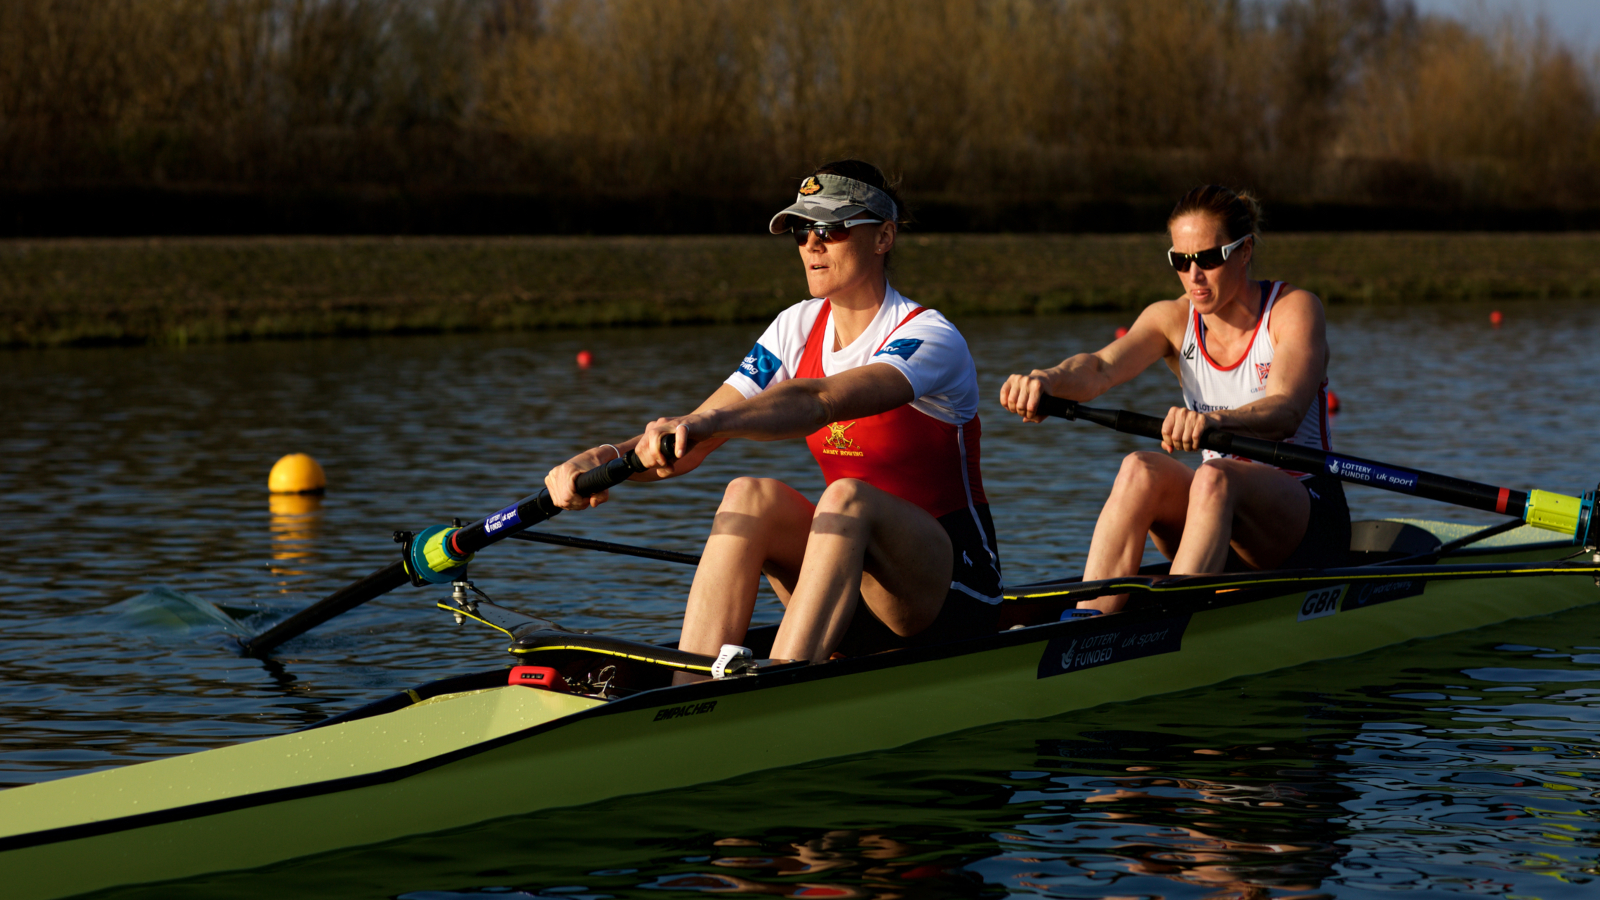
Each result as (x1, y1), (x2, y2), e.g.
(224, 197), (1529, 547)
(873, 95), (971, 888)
(3, 525), (1597, 899)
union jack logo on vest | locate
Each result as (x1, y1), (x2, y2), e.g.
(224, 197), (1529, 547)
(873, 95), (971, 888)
(1255, 361), (1272, 386)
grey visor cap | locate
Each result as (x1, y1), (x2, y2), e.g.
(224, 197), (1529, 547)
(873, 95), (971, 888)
(767, 174), (900, 234)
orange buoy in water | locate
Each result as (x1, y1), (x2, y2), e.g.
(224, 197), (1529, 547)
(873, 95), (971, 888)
(1327, 390), (1341, 414)
(268, 453), (326, 494)
(1114, 326), (1129, 339)
(576, 350), (594, 369)
(1489, 310), (1504, 328)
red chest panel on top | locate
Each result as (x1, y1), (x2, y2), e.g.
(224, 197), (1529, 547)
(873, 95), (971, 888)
(796, 302), (986, 519)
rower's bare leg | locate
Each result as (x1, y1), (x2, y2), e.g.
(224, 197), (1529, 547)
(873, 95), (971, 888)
(678, 478), (812, 665)
(1078, 451), (1194, 614)
(1170, 459), (1310, 575)
(770, 478), (953, 663)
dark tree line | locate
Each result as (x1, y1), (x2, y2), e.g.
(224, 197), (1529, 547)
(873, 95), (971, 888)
(3, 0), (1596, 234)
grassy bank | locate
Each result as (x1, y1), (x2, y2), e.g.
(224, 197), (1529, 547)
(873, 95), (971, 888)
(4, 233), (1599, 348)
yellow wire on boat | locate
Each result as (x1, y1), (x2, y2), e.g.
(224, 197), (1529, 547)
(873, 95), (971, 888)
(439, 602), (516, 638)
(510, 643), (718, 673)
(1003, 562), (1600, 603)
(439, 602), (719, 673)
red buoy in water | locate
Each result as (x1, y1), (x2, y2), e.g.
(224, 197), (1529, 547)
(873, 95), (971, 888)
(1114, 326), (1129, 339)
(1489, 310), (1504, 328)
(1327, 390), (1341, 414)
(576, 350), (594, 369)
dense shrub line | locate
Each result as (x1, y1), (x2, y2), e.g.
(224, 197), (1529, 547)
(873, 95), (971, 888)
(2, 0), (1597, 224)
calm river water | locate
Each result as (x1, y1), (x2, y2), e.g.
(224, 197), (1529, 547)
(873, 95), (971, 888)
(3, 299), (1600, 898)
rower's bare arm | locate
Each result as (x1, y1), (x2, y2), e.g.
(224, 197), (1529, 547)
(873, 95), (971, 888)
(999, 300), (1184, 422)
(1211, 287), (1328, 441)
(544, 383), (744, 509)
(635, 364), (914, 470)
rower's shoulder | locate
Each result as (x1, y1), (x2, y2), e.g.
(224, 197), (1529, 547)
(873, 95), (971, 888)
(1145, 295), (1193, 320)
(892, 307), (972, 360)
(1266, 282), (1327, 325)
(766, 295), (830, 330)
(1269, 281), (1323, 309)
(904, 302), (957, 330)
(890, 292), (965, 339)
(1133, 296), (1192, 342)
(1263, 282), (1328, 356)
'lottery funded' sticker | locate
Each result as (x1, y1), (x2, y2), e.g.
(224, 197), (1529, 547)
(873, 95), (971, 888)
(1325, 455), (1419, 492)
(1036, 614), (1190, 679)
(1343, 578), (1425, 610)
(483, 503), (522, 536)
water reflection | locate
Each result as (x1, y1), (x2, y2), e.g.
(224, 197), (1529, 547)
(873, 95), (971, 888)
(268, 491), (323, 584)
(644, 831), (992, 899)
(993, 771), (1347, 897)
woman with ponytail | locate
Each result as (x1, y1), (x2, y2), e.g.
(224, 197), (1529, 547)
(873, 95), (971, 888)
(1000, 185), (1346, 612)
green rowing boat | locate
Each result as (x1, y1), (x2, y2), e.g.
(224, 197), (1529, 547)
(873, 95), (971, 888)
(1, 516), (1597, 900)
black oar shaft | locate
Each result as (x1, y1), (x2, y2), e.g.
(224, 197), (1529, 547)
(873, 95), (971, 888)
(1039, 396), (1529, 518)
(242, 562), (411, 656)
(507, 530), (701, 566)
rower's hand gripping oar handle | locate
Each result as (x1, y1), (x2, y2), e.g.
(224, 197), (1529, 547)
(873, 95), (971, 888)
(1036, 395), (1600, 547)
(572, 436), (674, 496)
(403, 435), (680, 584)
(240, 436), (678, 657)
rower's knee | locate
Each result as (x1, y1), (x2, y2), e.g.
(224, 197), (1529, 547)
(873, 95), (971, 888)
(1188, 462), (1238, 509)
(1111, 451), (1170, 496)
(815, 477), (873, 515)
(719, 476), (790, 514)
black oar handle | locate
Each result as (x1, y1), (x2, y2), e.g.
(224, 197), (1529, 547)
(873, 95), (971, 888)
(241, 436), (679, 657)
(451, 435), (678, 556)
(1037, 396), (1531, 519)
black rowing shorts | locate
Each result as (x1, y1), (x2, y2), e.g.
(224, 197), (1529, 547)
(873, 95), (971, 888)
(836, 502), (1004, 654)
(1279, 474), (1352, 568)
(837, 588), (1001, 655)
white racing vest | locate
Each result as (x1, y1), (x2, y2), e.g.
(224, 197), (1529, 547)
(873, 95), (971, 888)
(1177, 280), (1330, 479)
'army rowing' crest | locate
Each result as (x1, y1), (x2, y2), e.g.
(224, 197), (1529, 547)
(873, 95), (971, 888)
(825, 421), (856, 450)
(799, 176), (823, 196)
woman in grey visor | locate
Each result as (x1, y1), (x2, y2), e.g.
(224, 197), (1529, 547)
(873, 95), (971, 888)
(545, 160), (1002, 672)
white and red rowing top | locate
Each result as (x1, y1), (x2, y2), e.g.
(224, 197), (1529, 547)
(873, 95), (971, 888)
(1178, 280), (1331, 479)
(725, 286), (1002, 602)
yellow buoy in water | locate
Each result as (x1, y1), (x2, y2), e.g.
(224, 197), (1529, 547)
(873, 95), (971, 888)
(268, 453), (327, 494)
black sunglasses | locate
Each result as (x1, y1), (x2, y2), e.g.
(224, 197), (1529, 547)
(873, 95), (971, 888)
(790, 218), (883, 246)
(1167, 234), (1251, 272)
